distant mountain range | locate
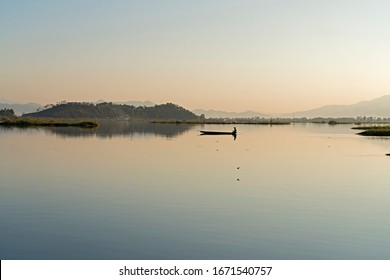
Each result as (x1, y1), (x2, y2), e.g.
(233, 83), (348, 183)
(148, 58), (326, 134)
(3, 95), (390, 118)
(192, 109), (268, 118)
(193, 95), (390, 118)
(285, 95), (390, 118)
(0, 103), (41, 116)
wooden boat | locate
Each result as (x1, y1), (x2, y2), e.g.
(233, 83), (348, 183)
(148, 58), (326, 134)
(200, 130), (237, 135)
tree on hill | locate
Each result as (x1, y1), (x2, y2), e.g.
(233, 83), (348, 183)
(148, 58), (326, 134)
(0, 108), (15, 117)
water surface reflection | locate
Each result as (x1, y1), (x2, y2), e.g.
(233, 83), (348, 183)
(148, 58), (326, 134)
(1, 123), (390, 259)
(44, 120), (194, 138)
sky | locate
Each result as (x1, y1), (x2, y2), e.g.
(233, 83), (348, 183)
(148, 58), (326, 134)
(1, 0), (390, 113)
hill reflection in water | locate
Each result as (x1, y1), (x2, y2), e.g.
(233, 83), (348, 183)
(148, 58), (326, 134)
(45, 120), (194, 139)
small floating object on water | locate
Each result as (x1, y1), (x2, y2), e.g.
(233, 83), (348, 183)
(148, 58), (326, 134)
(237, 167), (240, 169)
(200, 128), (237, 136)
(237, 178), (240, 181)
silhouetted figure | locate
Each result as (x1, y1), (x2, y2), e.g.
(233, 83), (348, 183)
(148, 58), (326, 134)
(232, 127), (237, 134)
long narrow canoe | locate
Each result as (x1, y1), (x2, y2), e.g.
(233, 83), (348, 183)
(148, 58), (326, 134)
(200, 130), (236, 135)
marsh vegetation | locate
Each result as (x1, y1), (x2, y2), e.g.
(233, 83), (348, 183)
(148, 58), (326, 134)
(352, 125), (390, 136)
(0, 117), (98, 128)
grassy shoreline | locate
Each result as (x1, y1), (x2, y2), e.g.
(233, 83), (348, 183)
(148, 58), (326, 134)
(0, 117), (98, 128)
(352, 125), (390, 136)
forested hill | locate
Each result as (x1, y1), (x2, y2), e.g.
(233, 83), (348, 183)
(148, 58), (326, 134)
(23, 102), (199, 120)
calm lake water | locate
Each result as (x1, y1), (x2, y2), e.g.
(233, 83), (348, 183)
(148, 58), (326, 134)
(1, 122), (390, 260)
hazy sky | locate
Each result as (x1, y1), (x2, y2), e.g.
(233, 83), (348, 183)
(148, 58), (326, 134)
(1, 0), (390, 113)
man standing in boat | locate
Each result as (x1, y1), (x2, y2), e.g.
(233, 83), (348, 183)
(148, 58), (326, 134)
(233, 127), (237, 134)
